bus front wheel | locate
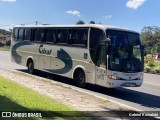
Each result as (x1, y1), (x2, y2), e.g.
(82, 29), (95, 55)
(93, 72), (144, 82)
(27, 60), (34, 74)
(75, 70), (86, 88)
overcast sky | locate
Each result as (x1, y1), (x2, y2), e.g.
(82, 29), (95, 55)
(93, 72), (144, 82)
(0, 0), (159, 32)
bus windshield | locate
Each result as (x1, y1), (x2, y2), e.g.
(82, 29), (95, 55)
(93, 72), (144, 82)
(106, 30), (143, 73)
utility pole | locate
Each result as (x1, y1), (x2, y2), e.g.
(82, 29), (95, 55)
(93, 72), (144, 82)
(36, 21), (38, 25)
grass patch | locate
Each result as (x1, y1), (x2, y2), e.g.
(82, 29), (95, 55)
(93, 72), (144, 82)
(0, 76), (92, 120)
(0, 46), (10, 51)
(99, 99), (109, 103)
(144, 61), (160, 73)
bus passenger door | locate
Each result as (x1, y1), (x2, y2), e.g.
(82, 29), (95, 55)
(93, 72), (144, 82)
(95, 42), (107, 87)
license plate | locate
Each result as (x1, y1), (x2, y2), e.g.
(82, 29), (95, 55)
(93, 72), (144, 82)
(121, 83), (137, 87)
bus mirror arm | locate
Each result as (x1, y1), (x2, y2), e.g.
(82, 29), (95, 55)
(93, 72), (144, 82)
(107, 44), (111, 55)
(105, 38), (111, 55)
(106, 38), (111, 44)
(141, 45), (146, 56)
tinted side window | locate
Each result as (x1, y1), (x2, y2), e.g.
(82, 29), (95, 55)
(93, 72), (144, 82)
(18, 29), (24, 41)
(45, 29), (53, 43)
(34, 29), (45, 42)
(71, 29), (88, 46)
(24, 29), (31, 41)
(33, 29), (38, 41)
(57, 29), (69, 44)
(14, 28), (19, 40)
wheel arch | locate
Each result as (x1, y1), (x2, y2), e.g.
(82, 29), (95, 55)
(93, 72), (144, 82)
(72, 65), (87, 81)
(26, 56), (34, 67)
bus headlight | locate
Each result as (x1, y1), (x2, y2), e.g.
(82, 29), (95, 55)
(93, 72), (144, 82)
(108, 75), (120, 80)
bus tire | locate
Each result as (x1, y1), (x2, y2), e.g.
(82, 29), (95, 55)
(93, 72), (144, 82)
(27, 60), (35, 74)
(75, 69), (86, 88)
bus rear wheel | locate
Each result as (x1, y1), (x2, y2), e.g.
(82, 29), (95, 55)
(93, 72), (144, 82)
(27, 60), (34, 74)
(75, 70), (86, 88)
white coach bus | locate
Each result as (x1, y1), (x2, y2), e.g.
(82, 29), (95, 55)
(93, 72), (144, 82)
(11, 24), (144, 88)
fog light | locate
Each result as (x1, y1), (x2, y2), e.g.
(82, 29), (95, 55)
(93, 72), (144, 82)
(139, 75), (143, 80)
(108, 75), (120, 80)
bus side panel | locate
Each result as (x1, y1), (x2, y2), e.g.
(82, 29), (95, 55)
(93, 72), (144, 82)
(49, 45), (75, 78)
(37, 43), (51, 70)
(48, 45), (96, 84)
(11, 41), (39, 69)
(85, 63), (96, 84)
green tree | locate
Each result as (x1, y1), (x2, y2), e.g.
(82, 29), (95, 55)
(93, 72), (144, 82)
(76, 20), (85, 25)
(89, 21), (95, 24)
(141, 26), (160, 54)
(6, 40), (11, 46)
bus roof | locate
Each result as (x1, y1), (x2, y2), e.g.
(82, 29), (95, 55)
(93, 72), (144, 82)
(13, 24), (139, 34)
